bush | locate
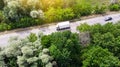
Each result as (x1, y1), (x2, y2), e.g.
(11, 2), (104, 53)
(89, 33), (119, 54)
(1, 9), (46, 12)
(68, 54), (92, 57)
(94, 5), (107, 14)
(28, 33), (37, 42)
(77, 22), (120, 60)
(109, 4), (120, 11)
(0, 16), (44, 31)
(0, 23), (11, 31)
(45, 8), (75, 23)
(0, 0), (4, 10)
(41, 31), (81, 67)
(77, 23), (91, 32)
(73, 3), (92, 17)
(0, 11), (4, 22)
(0, 33), (54, 67)
(82, 46), (120, 67)
(11, 17), (43, 28)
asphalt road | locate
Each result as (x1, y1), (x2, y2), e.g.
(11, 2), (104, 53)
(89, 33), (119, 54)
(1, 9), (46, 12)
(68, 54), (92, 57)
(0, 13), (120, 47)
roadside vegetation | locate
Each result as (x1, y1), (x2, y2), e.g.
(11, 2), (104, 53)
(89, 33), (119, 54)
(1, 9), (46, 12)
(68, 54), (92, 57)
(1, 0), (120, 67)
(1, 21), (120, 67)
(0, 0), (120, 31)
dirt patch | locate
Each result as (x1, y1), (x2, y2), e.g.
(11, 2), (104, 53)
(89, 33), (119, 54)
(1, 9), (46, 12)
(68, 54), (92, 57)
(79, 32), (90, 47)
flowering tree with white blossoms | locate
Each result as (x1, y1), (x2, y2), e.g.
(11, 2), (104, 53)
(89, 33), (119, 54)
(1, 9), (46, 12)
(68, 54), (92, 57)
(110, 0), (118, 4)
(3, 0), (20, 21)
(30, 10), (44, 18)
(0, 32), (55, 67)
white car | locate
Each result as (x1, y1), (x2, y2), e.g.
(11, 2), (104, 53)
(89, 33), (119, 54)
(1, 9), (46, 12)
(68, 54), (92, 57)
(56, 21), (70, 31)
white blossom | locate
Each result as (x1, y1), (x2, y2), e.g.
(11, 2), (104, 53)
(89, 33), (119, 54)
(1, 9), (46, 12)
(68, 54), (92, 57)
(7, 1), (19, 9)
(45, 62), (53, 67)
(21, 46), (33, 56)
(30, 10), (39, 18)
(8, 36), (19, 42)
(43, 48), (49, 54)
(40, 54), (51, 64)
(27, 57), (38, 63)
(30, 10), (44, 18)
(0, 32), (54, 67)
(17, 56), (26, 65)
(27, 0), (40, 8)
(38, 10), (44, 18)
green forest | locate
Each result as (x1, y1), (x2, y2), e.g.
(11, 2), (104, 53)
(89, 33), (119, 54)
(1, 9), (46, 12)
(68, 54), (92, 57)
(0, 0), (120, 67)
(0, 0), (120, 31)
(1, 22), (120, 67)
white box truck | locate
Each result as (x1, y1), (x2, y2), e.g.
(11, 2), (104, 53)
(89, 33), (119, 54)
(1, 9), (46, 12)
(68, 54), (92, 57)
(56, 21), (70, 31)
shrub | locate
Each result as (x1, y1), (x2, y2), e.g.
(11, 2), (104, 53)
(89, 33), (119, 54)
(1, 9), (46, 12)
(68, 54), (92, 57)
(0, 0), (4, 10)
(41, 31), (81, 67)
(0, 11), (4, 22)
(30, 10), (44, 19)
(77, 23), (91, 32)
(0, 16), (44, 31)
(11, 17), (43, 29)
(82, 46), (120, 67)
(28, 33), (37, 42)
(109, 4), (120, 11)
(3, 1), (20, 22)
(0, 33), (54, 67)
(94, 5), (107, 14)
(0, 23), (11, 31)
(62, 8), (75, 21)
(73, 3), (92, 17)
(45, 8), (74, 23)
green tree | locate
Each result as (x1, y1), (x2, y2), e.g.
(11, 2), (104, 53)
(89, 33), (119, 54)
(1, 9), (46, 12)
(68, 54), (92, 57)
(77, 23), (91, 32)
(82, 46), (120, 67)
(73, 3), (92, 17)
(45, 7), (74, 23)
(49, 45), (71, 67)
(41, 31), (81, 67)
(94, 5), (106, 14)
(109, 4), (120, 11)
(0, 0), (4, 10)
(0, 32), (54, 67)
(28, 33), (37, 42)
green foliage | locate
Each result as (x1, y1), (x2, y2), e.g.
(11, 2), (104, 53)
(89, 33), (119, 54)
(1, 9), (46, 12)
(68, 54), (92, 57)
(77, 23), (91, 32)
(28, 33), (37, 42)
(94, 5), (107, 14)
(49, 45), (71, 67)
(93, 32), (115, 47)
(0, 16), (44, 32)
(14, 17), (43, 28)
(0, 23), (11, 31)
(0, 11), (4, 22)
(101, 22), (117, 34)
(41, 35), (51, 48)
(82, 46), (120, 67)
(77, 22), (116, 34)
(45, 7), (75, 23)
(0, 33), (54, 67)
(109, 4), (120, 11)
(73, 3), (92, 17)
(77, 22), (120, 60)
(0, 0), (119, 32)
(0, 0), (4, 10)
(41, 31), (81, 67)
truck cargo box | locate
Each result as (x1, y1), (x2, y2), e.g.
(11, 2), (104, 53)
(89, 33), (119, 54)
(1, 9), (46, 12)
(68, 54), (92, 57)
(56, 21), (70, 31)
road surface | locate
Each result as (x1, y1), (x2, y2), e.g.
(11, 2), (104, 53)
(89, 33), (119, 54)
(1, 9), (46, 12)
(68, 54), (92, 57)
(0, 13), (120, 47)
